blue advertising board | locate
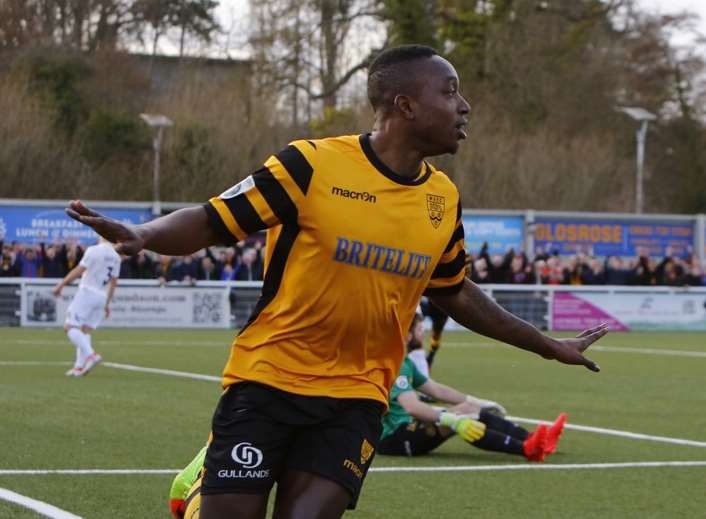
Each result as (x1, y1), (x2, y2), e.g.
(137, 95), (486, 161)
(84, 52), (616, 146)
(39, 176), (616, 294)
(534, 218), (694, 258)
(462, 215), (525, 255)
(0, 205), (152, 245)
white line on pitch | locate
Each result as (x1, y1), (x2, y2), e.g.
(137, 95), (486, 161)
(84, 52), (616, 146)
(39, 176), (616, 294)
(1, 461), (705, 477)
(5, 339), (228, 347)
(510, 417), (706, 448)
(442, 342), (706, 358)
(0, 487), (83, 519)
(0, 361), (71, 366)
(102, 362), (221, 382)
(370, 461), (706, 472)
(5, 361), (705, 449)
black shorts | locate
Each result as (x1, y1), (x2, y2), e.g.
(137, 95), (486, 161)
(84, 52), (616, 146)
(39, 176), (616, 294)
(201, 382), (383, 509)
(378, 420), (449, 456)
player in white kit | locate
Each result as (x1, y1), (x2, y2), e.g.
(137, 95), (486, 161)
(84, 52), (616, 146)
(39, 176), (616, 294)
(53, 238), (121, 377)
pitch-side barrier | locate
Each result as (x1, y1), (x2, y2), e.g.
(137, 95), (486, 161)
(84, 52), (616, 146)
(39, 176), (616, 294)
(0, 278), (705, 331)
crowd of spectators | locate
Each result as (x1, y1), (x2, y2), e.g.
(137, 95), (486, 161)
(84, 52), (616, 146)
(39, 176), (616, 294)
(467, 243), (705, 287)
(0, 239), (265, 283)
(2, 238), (704, 287)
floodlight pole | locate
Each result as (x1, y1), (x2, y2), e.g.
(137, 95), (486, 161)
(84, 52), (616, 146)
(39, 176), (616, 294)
(140, 113), (173, 216)
(617, 107), (656, 214)
(152, 126), (164, 217)
(635, 119), (649, 214)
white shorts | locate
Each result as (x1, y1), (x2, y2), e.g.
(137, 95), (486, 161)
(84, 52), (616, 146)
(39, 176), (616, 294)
(65, 288), (107, 330)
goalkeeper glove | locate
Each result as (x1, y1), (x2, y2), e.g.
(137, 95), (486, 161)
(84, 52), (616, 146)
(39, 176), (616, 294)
(437, 411), (486, 443)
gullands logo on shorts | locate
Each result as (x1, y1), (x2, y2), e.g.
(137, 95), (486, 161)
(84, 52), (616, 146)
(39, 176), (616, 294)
(217, 442), (270, 480)
(231, 442), (263, 468)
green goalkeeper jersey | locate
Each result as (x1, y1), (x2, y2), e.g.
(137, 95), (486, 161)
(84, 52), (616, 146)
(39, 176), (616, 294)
(381, 357), (428, 439)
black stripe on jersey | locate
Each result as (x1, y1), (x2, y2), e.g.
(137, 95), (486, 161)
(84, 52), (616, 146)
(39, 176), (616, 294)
(431, 249), (466, 279)
(443, 225), (465, 253)
(275, 145), (313, 195)
(424, 279), (465, 297)
(238, 222), (300, 336)
(222, 192), (266, 235)
(306, 140), (317, 149)
(202, 203), (237, 244)
(253, 166), (298, 223)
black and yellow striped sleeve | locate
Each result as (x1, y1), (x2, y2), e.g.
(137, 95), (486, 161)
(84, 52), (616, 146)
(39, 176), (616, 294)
(425, 200), (466, 296)
(204, 141), (315, 243)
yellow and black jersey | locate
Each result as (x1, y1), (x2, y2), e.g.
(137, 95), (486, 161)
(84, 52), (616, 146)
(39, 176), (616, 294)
(204, 134), (466, 407)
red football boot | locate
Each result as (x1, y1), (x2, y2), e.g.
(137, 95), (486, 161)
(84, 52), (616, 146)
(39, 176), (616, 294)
(545, 413), (567, 455)
(523, 424), (548, 462)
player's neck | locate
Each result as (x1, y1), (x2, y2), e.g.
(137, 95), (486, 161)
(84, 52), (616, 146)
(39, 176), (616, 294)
(368, 128), (425, 179)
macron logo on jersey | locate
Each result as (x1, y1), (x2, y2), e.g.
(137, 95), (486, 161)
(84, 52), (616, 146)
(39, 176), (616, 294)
(331, 186), (377, 203)
(333, 237), (431, 279)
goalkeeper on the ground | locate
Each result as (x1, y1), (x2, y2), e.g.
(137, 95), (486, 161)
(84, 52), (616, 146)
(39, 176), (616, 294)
(379, 313), (565, 459)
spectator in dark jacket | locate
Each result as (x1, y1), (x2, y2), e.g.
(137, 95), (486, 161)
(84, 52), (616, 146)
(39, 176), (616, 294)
(198, 256), (219, 280)
(0, 241), (18, 277)
(604, 256), (631, 285)
(41, 242), (68, 278)
(235, 247), (264, 281)
(580, 258), (605, 285)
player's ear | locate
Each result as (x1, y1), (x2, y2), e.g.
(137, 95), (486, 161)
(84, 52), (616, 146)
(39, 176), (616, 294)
(393, 94), (415, 120)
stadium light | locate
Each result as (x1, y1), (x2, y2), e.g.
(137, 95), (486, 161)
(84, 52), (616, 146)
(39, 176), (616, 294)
(617, 106), (657, 214)
(140, 113), (174, 216)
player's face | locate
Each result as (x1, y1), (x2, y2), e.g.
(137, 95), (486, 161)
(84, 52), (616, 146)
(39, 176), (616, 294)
(412, 320), (424, 344)
(411, 56), (470, 156)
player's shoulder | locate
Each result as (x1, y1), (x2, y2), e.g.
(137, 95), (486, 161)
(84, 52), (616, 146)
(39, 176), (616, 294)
(288, 134), (360, 161)
(425, 162), (459, 196)
(399, 356), (416, 375)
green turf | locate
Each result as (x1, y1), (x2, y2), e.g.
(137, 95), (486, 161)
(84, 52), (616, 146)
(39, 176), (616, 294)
(1, 328), (705, 518)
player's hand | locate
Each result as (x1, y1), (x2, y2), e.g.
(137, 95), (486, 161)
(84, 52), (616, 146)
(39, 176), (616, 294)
(438, 411), (486, 443)
(549, 323), (608, 372)
(454, 417), (486, 443)
(66, 200), (145, 255)
(104, 305), (110, 319)
(480, 400), (507, 417)
(52, 284), (62, 297)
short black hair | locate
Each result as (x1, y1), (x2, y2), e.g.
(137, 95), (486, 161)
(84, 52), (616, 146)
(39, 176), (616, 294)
(367, 44), (439, 112)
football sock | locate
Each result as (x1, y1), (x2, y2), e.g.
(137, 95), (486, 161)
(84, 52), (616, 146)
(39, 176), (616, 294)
(479, 409), (529, 441)
(67, 328), (85, 368)
(426, 338), (442, 367)
(472, 429), (524, 456)
(70, 329), (95, 367)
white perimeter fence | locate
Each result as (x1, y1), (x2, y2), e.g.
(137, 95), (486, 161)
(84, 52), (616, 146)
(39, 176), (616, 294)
(1, 278), (705, 332)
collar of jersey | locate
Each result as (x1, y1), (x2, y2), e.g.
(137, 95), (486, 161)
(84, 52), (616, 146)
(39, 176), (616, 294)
(359, 134), (432, 186)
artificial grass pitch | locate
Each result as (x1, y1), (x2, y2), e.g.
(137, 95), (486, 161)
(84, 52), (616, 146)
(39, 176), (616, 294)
(1, 327), (705, 518)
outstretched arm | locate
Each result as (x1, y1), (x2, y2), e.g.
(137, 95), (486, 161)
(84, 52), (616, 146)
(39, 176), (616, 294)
(418, 379), (507, 417)
(66, 201), (221, 256)
(429, 278), (606, 372)
(52, 265), (86, 296)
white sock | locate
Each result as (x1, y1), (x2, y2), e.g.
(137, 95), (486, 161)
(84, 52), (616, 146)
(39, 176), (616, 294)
(67, 328), (94, 368)
(66, 328), (84, 368)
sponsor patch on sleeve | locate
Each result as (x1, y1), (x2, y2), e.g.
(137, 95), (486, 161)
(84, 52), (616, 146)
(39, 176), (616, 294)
(219, 175), (255, 199)
(395, 375), (409, 390)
